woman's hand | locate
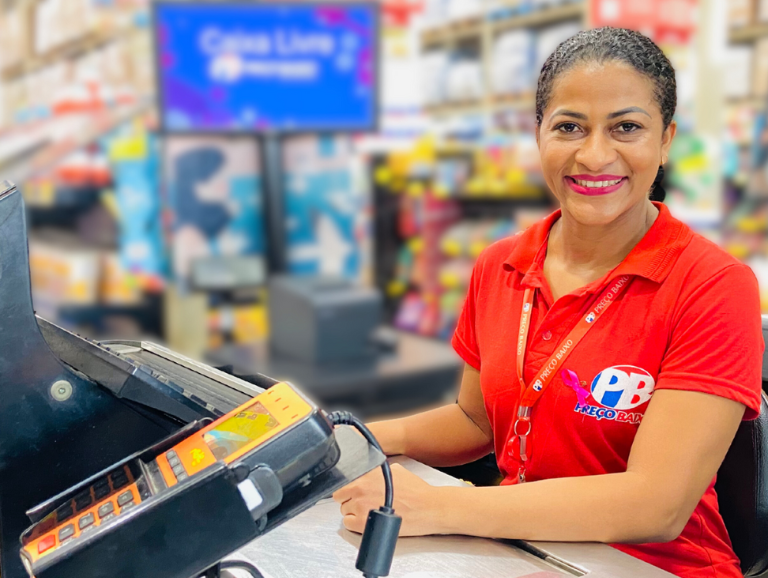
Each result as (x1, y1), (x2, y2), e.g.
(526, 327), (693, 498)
(332, 463), (445, 536)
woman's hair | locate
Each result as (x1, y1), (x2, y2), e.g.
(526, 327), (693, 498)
(535, 27), (676, 201)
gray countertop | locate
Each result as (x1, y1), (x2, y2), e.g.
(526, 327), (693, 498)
(229, 454), (674, 578)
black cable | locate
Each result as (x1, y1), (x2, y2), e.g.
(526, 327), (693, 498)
(218, 560), (266, 578)
(328, 411), (393, 509)
(328, 411), (402, 578)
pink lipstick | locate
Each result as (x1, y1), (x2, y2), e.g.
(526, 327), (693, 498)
(565, 174), (627, 196)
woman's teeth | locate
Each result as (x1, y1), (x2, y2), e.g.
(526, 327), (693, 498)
(573, 178), (623, 188)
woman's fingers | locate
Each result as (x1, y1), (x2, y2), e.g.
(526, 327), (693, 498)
(339, 499), (355, 517)
(343, 513), (364, 533)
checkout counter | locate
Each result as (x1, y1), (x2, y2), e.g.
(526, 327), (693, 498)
(0, 180), (764, 578)
(233, 457), (675, 578)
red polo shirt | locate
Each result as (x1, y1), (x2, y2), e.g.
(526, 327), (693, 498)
(452, 203), (764, 578)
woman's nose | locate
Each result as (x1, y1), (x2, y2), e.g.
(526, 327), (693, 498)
(574, 132), (618, 172)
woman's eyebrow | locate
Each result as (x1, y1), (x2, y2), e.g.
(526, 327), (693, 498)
(551, 109), (587, 120)
(607, 106), (651, 119)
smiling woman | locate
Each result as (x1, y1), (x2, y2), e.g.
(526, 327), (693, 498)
(333, 27), (764, 578)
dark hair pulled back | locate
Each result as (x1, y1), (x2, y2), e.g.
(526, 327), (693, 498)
(536, 27), (676, 202)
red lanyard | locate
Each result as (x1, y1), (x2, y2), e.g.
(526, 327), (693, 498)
(511, 274), (631, 483)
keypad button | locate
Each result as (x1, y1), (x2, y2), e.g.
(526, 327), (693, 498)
(58, 524), (75, 541)
(166, 450), (178, 461)
(37, 535), (56, 554)
(120, 502), (136, 513)
(172, 464), (187, 477)
(176, 472), (189, 482)
(117, 490), (134, 507)
(93, 485), (110, 500)
(97, 502), (114, 519)
(100, 513), (116, 523)
(78, 513), (95, 530)
(93, 479), (109, 490)
(74, 492), (93, 512)
(110, 473), (128, 490)
(167, 455), (181, 468)
(56, 503), (73, 521)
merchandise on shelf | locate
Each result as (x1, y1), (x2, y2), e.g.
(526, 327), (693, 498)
(534, 21), (582, 71)
(29, 235), (102, 309)
(724, 46), (754, 100)
(445, 55), (485, 103)
(421, 51), (450, 107)
(755, 38), (768, 99)
(0, 6), (31, 74)
(100, 251), (145, 305)
(491, 30), (536, 96)
(446, 0), (484, 21)
(665, 134), (723, 229)
(0, 0), (149, 129)
(208, 299), (269, 349)
(374, 138), (554, 339)
(729, 0), (755, 28)
(108, 124), (166, 286)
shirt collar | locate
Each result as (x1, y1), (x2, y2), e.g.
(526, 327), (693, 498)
(502, 202), (694, 286)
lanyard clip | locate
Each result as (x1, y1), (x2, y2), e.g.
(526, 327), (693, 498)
(513, 406), (532, 463)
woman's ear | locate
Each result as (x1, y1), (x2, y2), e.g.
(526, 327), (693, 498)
(661, 120), (677, 162)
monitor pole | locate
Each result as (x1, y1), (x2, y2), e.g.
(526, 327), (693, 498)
(260, 134), (287, 274)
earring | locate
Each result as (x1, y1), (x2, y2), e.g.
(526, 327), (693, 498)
(653, 165), (665, 185)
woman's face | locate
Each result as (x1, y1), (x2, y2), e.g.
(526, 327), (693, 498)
(537, 61), (676, 226)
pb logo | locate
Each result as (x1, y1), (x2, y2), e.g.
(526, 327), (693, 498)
(590, 365), (655, 410)
(523, 303), (531, 313)
(532, 380), (543, 392)
(585, 313), (596, 323)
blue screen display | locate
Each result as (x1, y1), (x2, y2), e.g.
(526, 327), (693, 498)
(155, 2), (378, 133)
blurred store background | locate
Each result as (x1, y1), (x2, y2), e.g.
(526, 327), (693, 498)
(0, 0), (762, 416)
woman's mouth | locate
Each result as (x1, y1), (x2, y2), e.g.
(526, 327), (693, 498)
(565, 175), (627, 196)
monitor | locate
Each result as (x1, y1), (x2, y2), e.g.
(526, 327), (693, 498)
(153, 1), (379, 134)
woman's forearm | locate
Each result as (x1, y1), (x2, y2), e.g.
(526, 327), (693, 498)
(367, 404), (493, 467)
(433, 471), (683, 544)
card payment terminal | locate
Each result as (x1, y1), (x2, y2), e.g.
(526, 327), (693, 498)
(20, 381), (341, 578)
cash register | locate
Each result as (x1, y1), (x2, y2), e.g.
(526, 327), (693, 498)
(0, 182), (395, 578)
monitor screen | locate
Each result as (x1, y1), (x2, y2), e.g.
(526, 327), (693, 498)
(203, 401), (280, 460)
(154, 2), (379, 133)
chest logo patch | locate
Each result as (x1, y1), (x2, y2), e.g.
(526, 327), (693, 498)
(590, 365), (655, 410)
(563, 366), (655, 426)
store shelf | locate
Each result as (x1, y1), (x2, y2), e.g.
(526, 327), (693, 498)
(420, 2), (584, 48)
(424, 94), (535, 117)
(492, 93), (536, 111)
(726, 95), (767, 109)
(730, 24), (768, 44)
(491, 2), (585, 34)
(423, 100), (486, 117)
(0, 99), (153, 183)
(1, 25), (141, 82)
(421, 18), (483, 47)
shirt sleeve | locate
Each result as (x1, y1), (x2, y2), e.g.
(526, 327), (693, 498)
(452, 259), (482, 370)
(657, 264), (764, 420)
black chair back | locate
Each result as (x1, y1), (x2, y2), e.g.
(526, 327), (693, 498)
(715, 316), (768, 577)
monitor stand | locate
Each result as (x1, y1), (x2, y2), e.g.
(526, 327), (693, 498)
(260, 134), (288, 274)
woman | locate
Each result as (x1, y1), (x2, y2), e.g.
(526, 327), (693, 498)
(333, 27), (764, 578)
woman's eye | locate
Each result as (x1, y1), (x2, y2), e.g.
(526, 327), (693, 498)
(617, 122), (640, 132)
(557, 123), (579, 133)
